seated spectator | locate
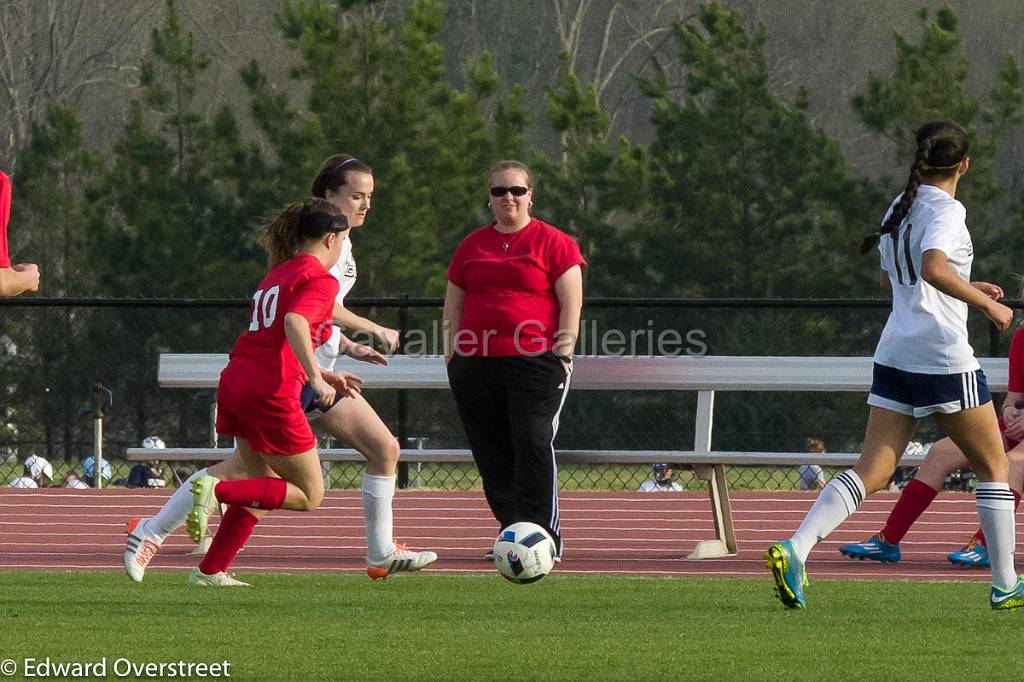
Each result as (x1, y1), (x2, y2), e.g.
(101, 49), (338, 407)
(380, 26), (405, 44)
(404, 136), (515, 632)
(127, 435), (168, 488)
(9, 454), (53, 488)
(62, 472), (90, 489)
(639, 463), (683, 492)
(82, 454), (112, 487)
(798, 437), (827, 491)
(127, 462), (167, 488)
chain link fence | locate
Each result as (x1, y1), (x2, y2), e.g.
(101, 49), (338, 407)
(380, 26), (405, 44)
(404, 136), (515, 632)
(0, 298), (1016, 492)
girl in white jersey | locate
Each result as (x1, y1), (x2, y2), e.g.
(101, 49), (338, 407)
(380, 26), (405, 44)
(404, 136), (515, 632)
(765, 120), (1019, 610)
(124, 155), (437, 582)
(308, 154), (436, 579)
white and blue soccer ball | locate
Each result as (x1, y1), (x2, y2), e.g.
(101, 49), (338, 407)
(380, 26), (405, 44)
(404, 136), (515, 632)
(493, 522), (556, 584)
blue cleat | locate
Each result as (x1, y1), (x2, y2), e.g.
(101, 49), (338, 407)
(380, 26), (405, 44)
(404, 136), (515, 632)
(991, 576), (1024, 610)
(948, 538), (989, 568)
(838, 534), (901, 563)
(764, 541), (808, 609)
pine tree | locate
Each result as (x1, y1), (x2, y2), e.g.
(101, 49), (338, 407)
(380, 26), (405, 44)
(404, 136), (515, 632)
(78, 0), (261, 449)
(87, 0), (263, 297)
(530, 55), (648, 297)
(8, 106), (103, 461)
(250, 0), (526, 294)
(851, 6), (1023, 283)
(14, 106), (102, 295)
(635, 4), (876, 299)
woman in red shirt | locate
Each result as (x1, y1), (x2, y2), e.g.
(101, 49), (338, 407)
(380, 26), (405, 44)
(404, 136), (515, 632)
(444, 160), (586, 558)
(184, 197), (360, 586)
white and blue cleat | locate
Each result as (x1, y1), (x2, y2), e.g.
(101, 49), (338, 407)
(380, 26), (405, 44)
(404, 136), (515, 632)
(947, 538), (989, 568)
(990, 576), (1024, 610)
(838, 534), (901, 563)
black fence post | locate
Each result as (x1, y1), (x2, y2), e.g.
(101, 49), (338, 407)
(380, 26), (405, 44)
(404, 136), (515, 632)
(397, 294), (410, 489)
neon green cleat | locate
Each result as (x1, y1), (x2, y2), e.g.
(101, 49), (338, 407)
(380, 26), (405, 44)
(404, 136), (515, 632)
(991, 576), (1024, 610)
(186, 475), (220, 543)
(764, 540), (808, 609)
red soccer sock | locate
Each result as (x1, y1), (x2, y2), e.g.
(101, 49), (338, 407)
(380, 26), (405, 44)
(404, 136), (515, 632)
(879, 478), (938, 544)
(199, 506), (259, 575)
(214, 478), (287, 510)
(973, 489), (1022, 547)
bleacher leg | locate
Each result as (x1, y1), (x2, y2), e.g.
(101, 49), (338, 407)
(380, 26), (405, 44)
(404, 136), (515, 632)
(687, 390), (737, 559)
(687, 463), (737, 559)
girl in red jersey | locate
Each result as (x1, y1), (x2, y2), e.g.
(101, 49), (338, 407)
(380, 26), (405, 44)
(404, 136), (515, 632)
(124, 157), (436, 582)
(444, 160), (586, 558)
(0, 171), (40, 297)
(184, 198), (360, 586)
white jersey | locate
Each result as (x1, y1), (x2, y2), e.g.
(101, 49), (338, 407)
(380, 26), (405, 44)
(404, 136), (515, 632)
(315, 236), (357, 371)
(8, 476), (38, 488)
(797, 464), (825, 490)
(638, 480), (682, 493)
(874, 184), (978, 375)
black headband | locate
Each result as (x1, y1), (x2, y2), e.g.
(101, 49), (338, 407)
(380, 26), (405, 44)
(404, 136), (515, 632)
(298, 211), (348, 238)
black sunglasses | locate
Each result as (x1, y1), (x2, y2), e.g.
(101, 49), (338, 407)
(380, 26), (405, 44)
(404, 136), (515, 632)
(489, 186), (529, 198)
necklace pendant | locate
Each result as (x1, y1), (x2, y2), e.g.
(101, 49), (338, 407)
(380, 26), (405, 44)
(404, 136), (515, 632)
(502, 242), (510, 252)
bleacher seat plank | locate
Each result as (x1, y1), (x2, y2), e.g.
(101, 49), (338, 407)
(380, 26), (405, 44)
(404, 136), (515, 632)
(149, 352), (1008, 559)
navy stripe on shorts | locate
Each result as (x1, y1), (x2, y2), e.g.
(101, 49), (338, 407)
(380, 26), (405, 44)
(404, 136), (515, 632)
(867, 363), (991, 418)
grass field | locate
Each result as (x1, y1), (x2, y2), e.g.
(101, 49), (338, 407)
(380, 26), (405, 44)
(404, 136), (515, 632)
(0, 571), (1020, 681)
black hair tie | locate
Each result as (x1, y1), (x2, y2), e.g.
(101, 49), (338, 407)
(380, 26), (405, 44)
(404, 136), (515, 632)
(298, 212), (348, 238)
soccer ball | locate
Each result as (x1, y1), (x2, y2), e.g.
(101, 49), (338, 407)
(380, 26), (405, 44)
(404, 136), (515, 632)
(493, 522), (556, 584)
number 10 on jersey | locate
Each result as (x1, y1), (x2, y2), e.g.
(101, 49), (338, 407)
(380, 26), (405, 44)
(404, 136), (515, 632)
(249, 285), (281, 331)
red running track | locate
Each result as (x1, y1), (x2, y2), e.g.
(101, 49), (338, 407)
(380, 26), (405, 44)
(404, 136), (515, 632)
(0, 489), (1002, 581)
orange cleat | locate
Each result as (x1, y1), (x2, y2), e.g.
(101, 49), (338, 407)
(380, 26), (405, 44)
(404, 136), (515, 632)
(124, 517), (161, 583)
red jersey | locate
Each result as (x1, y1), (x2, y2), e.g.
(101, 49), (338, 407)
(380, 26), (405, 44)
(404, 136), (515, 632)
(216, 254), (338, 455)
(447, 219), (586, 356)
(1001, 328), (1024, 451)
(226, 254), (338, 391)
(0, 172), (12, 268)
(1008, 328), (1024, 393)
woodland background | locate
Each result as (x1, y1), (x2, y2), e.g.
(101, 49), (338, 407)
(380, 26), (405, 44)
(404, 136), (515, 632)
(1, 1), (1022, 475)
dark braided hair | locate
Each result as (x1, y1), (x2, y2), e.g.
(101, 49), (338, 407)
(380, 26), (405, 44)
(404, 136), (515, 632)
(859, 120), (970, 254)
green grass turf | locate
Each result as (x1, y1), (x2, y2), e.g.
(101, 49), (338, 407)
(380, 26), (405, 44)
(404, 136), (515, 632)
(0, 571), (1020, 681)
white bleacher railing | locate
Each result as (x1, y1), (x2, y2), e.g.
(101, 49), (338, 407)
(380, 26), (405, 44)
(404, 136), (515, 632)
(128, 354), (1009, 560)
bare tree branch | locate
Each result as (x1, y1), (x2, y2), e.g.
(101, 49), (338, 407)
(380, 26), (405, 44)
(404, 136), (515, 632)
(0, 0), (160, 169)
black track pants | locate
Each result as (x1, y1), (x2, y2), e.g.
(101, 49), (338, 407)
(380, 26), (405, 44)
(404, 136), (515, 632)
(447, 352), (572, 551)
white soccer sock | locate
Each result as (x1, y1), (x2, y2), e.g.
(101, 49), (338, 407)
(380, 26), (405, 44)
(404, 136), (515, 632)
(147, 468), (208, 541)
(790, 469), (865, 563)
(976, 482), (1018, 590)
(363, 472), (397, 563)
